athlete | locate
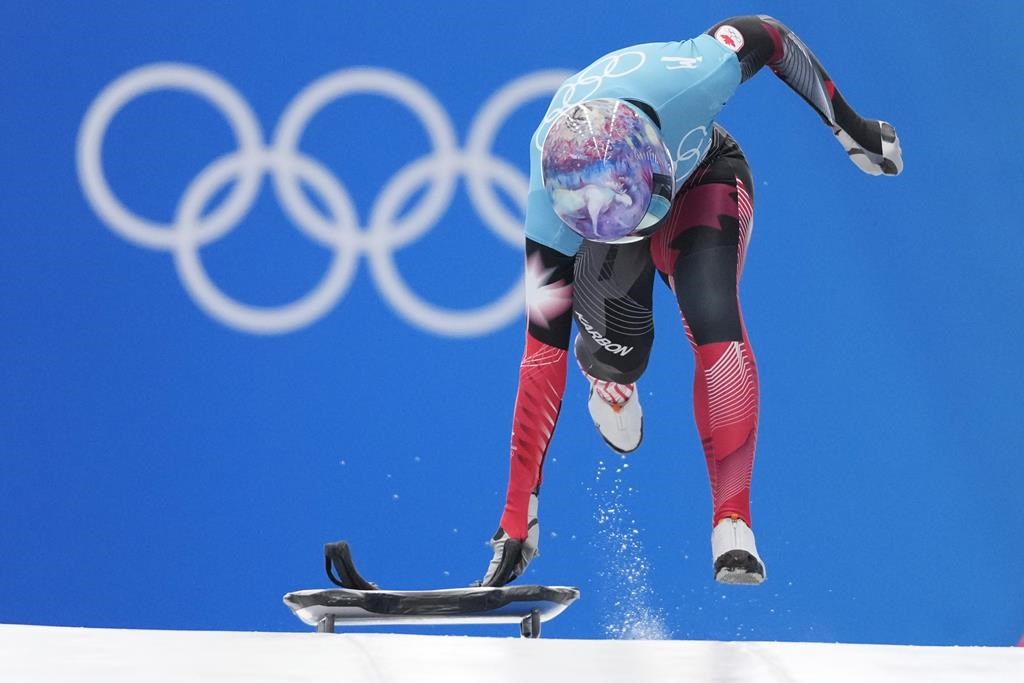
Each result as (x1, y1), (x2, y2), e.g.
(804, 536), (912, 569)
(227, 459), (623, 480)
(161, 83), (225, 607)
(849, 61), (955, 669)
(479, 15), (903, 587)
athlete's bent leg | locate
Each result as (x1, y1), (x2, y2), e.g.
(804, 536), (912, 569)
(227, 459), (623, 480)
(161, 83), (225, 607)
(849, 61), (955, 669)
(573, 239), (655, 453)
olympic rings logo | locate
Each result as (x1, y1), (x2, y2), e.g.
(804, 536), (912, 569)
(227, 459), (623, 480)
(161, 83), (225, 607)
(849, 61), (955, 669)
(76, 63), (570, 336)
(675, 125), (714, 185)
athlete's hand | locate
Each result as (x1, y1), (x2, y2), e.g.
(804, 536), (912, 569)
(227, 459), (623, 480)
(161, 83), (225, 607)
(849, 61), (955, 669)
(834, 120), (903, 176)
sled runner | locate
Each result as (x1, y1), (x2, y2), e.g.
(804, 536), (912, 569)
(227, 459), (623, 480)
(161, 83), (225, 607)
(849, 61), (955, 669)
(282, 540), (579, 638)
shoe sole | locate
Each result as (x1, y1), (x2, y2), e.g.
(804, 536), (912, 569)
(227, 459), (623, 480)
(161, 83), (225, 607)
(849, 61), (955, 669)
(715, 568), (765, 585)
(713, 550), (765, 585)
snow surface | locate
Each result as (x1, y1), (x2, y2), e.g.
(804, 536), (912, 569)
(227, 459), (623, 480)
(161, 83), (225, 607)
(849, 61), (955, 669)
(0, 624), (1021, 682)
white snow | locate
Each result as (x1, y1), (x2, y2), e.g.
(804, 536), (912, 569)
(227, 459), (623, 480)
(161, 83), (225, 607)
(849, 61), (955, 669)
(0, 624), (1021, 683)
(590, 458), (670, 639)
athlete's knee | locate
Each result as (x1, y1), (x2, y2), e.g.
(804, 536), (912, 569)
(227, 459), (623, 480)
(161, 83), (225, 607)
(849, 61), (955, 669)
(677, 285), (744, 345)
(673, 245), (745, 344)
(683, 298), (744, 344)
(574, 331), (651, 385)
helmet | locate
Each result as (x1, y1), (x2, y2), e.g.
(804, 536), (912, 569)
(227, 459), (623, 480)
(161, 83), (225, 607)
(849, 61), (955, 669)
(541, 98), (674, 243)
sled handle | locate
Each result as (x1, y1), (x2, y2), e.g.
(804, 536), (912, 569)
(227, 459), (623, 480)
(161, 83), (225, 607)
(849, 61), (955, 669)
(324, 540), (379, 591)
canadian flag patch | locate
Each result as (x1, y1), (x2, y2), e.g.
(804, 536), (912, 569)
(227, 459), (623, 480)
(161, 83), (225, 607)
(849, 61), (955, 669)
(714, 25), (744, 53)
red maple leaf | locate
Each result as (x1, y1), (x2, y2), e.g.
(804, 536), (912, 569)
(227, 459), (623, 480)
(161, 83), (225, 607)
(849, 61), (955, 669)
(720, 33), (736, 47)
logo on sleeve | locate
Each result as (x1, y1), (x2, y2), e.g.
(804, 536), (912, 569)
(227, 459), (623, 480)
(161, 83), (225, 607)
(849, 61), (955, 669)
(714, 25), (744, 53)
(661, 56), (703, 70)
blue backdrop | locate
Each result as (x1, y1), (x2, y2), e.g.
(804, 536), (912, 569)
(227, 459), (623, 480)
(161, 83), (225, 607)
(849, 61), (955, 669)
(2, 1), (1022, 646)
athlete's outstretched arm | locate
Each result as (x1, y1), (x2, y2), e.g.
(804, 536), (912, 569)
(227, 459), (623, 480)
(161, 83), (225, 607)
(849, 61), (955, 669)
(496, 238), (575, 543)
(708, 15), (903, 176)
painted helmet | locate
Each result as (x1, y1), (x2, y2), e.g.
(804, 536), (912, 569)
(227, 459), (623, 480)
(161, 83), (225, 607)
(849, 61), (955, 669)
(541, 98), (674, 243)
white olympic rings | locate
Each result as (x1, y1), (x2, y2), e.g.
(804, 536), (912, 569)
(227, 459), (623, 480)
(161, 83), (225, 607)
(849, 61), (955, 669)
(675, 125), (714, 185)
(76, 63), (570, 336)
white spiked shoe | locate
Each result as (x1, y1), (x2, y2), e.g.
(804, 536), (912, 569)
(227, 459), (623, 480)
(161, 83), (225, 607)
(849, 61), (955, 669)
(585, 375), (643, 454)
(712, 516), (766, 585)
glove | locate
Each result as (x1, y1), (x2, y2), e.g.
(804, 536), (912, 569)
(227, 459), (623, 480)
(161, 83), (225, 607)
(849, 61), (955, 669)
(478, 492), (540, 587)
(834, 120), (903, 176)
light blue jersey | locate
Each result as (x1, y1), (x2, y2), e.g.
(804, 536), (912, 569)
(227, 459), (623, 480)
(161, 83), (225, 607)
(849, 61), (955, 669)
(526, 34), (741, 256)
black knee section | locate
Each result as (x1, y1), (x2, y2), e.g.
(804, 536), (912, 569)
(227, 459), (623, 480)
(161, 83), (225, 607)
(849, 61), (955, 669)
(574, 330), (651, 385)
(674, 245), (743, 345)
